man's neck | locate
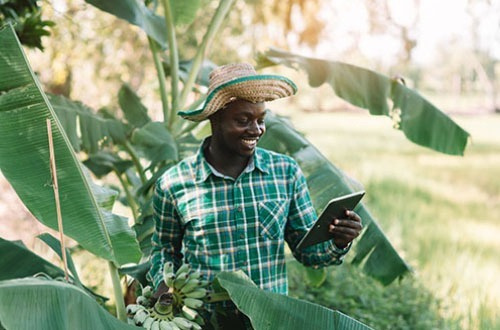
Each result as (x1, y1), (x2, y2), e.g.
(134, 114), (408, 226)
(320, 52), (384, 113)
(204, 139), (251, 179)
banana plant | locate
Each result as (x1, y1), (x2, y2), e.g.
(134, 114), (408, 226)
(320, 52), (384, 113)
(0, 0), (472, 328)
(0, 23), (141, 321)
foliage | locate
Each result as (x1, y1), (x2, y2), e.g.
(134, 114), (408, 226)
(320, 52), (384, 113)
(216, 271), (373, 330)
(0, 0), (54, 50)
(0, 24), (141, 266)
(288, 261), (460, 330)
(0, 0), (477, 327)
(0, 278), (138, 330)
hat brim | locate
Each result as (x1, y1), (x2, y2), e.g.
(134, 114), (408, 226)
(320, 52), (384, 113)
(178, 75), (297, 122)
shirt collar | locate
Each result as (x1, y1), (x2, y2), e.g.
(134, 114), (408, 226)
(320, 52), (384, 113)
(195, 137), (269, 182)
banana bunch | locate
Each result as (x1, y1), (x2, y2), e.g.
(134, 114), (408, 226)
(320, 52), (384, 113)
(126, 262), (209, 330)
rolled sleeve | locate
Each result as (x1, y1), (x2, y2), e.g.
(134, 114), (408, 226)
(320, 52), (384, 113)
(285, 165), (350, 268)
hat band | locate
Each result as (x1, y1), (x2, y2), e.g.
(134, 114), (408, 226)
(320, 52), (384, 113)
(179, 74), (297, 118)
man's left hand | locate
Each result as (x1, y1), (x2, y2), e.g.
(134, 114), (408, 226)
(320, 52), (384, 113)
(328, 210), (363, 249)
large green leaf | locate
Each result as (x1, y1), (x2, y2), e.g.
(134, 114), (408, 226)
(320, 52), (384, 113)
(118, 84), (151, 128)
(85, 0), (168, 48)
(0, 24), (141, 266)
(169, 0), (202, 26)
(0, 237), (108, 302)
(257, 48), (470, 156)
(131, 122), (178, 165)
(49, 94), (128, 154)
(0, 278), (137, 330)
(216, 271), (372, 330)
(260, 112), (410, 284)
(0, 237), (65, 282)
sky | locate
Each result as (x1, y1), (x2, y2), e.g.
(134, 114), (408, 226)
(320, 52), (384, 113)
(311, 0), (500, 66)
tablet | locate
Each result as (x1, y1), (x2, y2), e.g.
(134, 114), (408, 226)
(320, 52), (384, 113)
(295, 191), (365, 250)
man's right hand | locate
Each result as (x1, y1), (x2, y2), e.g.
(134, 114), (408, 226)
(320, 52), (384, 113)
(151, 281), (169, 303)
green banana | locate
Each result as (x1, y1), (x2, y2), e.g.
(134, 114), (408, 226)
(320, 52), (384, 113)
(142, 286), (153, 298)
(127, 262), (208, 329)
(172, 317), (192, 330)
(151, 320), (161, 330)
(137, 295), (149, 306)
(181, 305), (198, 321)
(184, 288), (207, 299)
(165, 273), (176, 288)
(187, 271), (201, 280)
(183, 297), (203, 309)
(186, 320), (201, 330)
(175, 263), (191, 277)
(180, 279), (200, 294)
(173, 273), (189, 290)
(126, 304), (145, 315)
(170, 322), (181, 330)
(159, 320), (174, 330)
(133, 309), (149, 325)
(143, 317), (155, 329)
(164, 261), (174, 274)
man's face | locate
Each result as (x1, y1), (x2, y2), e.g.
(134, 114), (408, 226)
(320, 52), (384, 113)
(210, 99), (266, 158)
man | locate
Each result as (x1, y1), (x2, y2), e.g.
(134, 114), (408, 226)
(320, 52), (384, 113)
(148, 63), (363, 325)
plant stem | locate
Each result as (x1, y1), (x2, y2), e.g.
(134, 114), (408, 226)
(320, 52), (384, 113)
(108, 262), (127, 322)
(160, 0), (180, 128)
(122, 141), (147, 184)
(177, 0), (235, 110)
(115, 171), (139, 221)
(47, 119), (70, 282)
(148, 37), (170, 123)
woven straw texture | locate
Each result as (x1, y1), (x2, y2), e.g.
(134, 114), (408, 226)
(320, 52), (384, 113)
(180, 63), (296, 121)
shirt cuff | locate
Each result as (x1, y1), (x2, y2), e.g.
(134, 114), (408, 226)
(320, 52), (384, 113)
(330, 240), (352, 255)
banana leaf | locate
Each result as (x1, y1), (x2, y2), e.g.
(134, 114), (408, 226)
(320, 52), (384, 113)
(260, 112), (410, 284)
(130, 122), (179, 165)
(37, 233), (82, 286)
(0, 237), (108, 303)
(0, 24), (141, 266)
(257, 48), (470, 156)
(118, 84), (151, 129)
(85, 0), (167, 48)
(0, 278), (137, 330)
(215, 271), (372, 330)
(83, 151), (134, 177)
(85, 0), (202, 48)
(0, 237), (65, 282)
(49, 94), (128, 154)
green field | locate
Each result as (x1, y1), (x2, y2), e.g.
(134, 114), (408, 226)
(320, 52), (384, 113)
(288, 111), (500, 329)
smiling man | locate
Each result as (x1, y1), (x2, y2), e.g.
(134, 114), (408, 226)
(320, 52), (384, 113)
(148, 63), (363, 327)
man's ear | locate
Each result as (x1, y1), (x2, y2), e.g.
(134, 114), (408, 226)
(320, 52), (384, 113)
(208, 112), (220, 131)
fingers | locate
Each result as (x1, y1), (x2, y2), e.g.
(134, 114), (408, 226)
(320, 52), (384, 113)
(331, 218), (363, 229)
(345, 210), (361, 222)
(328, 224), (362, 238)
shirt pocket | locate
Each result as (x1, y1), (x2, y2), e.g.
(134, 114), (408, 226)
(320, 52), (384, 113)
(259, 200), (288, 240)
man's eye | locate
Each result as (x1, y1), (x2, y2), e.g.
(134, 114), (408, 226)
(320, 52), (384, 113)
(236, 119), (248, 124)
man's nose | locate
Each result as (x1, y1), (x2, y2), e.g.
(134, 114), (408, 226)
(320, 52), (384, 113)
(248, 121), (263, 135)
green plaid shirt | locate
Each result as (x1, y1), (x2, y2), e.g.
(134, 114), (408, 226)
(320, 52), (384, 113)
(148, 139), (349, 293)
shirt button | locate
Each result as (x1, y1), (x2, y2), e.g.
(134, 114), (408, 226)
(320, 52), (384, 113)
(237, 206), (242, 212)
(243, 261), (248, 265)
(239, 233), (244, 239)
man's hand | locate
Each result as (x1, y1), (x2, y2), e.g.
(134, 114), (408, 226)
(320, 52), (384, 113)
(151, 281), (169, 303)
(328, 210), (363, 248)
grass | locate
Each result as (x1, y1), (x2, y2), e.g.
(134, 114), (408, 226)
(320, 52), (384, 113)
(287, 110), (500, 329)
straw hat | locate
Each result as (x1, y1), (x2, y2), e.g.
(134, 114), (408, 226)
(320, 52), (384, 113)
(178, 63), (297, 121)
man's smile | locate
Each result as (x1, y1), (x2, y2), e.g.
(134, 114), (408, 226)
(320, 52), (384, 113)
(242, 137), (258, 148)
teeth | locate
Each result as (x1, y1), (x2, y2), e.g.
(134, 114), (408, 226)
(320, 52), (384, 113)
(242, 139), (257, 145)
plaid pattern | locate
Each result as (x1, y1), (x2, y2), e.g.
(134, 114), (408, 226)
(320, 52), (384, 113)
(148, 140), (350, 293)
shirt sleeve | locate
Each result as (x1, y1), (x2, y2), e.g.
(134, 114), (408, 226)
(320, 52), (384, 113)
(147, 179), (184, 289)
(285, 164), (351, 268)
